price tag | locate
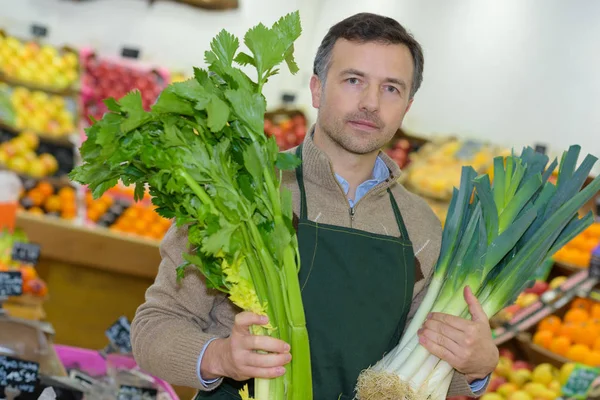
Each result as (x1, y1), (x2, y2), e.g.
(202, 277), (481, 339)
(534, 143), (548, 155)
(562, 363), (600, 399)
(0, 356), (39, 394)
(0, 271), (23, 297)
(106, 316), (132, 354)
(30, 24), (49, 38)
(11, 242), (41, 265)
(121, 47), (141, 59)
(117, 385), (157, 400)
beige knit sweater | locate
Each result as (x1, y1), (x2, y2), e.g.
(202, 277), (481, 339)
(130, 133), (487, 398)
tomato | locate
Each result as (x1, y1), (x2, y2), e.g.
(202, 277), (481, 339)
(23, 278), (48, 297)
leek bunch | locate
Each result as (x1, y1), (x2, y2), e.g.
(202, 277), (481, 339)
(356, 145), (600, 400)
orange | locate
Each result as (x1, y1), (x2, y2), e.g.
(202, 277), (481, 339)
(58, 186), (76, 201)
(134, 219), (149, 235)
(149, 224), (164, 240)
(533, 330), (554, 348)
(28, 190), (45, 207)
(591, 304), (600, 319)
(19, 265), (37, 282)
(564, 308), (590, 324)
(574, 322), (597, 347)
(549, 336), (572, 357)
(593, 337), (600, 352)
(539, 315), (562, 335)
(559, 321), (580, 341)
(585, 351), (600, 366)
(123, 207), (140, 220)
(36, 181), (54, 197)
(571, 297), (592, 312)
(87, 208), (102, 222)
(85, 192), (94, 206)
(44, 195), (62, 213)
(99, 194), (113, 207)
(28, 207), (44, 215)
(566, 344), (590, 363)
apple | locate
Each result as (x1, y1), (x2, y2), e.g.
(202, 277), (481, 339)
(549, 276), (567, 290)
(499, 348), (515, 361)
(525, 280), (549, 295)
(497, 382), (519, 397)
(489, 375), (508, 392)
(531, 363), (555, 385)
(509, 368), (532, 387)
(481, 394), (503, 400)
(513, 360), (532, 371)
(508, 390), (533, 400)
(495, 356), (513, 377)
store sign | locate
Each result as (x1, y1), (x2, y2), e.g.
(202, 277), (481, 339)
(106, 316), (132, 354)
(11, 242), (41, 265)
(117, 385), (157, 400)
(562, 364), (600, 399)
(0, 271), (23, 297)
(30, 23), (49, 38)
(0, 356), (39, 394)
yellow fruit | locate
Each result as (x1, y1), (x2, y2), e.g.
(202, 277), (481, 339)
(524, 382), (548, 398)
(548, 379), (561, 394)
(19, 131), (39, 149)
(560, 362), (576, 385)
(532, 363), (555, 385)
(508, 390), (533, 400)
(498, 382), (520, 397)
(481, 394), (504, 400)
(7, 156), (28, 174)
(510, 369), (532, 387)
(27, 159), (46, 178)
(549, 276), (567, 289)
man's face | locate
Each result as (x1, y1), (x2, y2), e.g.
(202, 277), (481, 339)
(311, 39), (415, 155)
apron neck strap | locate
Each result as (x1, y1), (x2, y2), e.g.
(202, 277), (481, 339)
(295, 144), (308, 219)
(387, 188), (410, 240)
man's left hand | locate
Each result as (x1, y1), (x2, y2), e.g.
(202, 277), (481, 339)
(417, 286), (499, 383)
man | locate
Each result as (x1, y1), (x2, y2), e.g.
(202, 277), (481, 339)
(131, 12), (499, 399)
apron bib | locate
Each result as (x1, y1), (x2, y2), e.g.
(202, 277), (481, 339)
(197, 145), (416, 399)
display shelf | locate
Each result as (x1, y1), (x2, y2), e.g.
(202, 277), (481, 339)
(15, 211), (161, 279)
(0, 73), (80, 97)
(0, 120), (74, 148)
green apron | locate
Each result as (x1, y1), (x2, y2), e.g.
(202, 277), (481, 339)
(197, 144), (416, 399)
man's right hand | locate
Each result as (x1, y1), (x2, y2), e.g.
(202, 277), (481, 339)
(201, 312), (292, 381)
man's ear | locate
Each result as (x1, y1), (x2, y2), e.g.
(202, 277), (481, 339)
(405, 98), (414, 114)
(310, 75), (322, 109)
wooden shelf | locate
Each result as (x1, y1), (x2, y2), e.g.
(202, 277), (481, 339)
(15, 212), (161, 279)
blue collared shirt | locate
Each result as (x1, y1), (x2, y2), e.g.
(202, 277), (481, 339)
(197, 155), (488, 393)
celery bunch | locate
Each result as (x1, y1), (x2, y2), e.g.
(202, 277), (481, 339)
(357, 145), (600, 400)
(70, 12), (311, 400)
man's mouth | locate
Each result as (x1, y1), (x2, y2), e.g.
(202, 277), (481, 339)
(348, 119), (379, 130)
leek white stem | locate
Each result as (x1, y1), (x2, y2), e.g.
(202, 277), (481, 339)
(398, 276), (444, 348)
(411, 354), (439, 390)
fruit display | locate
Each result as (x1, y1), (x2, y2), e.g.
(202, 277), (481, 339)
(0, 130), (70, 178)
(384, 137), (412, 168)
(478, 349), (570, 400)
(553, 221), (600, 268)
(400, 137), (508, 201)
(494, 276), (567, 322)
(18, 179), (78, 220)
(81, 52), (168, 123)
(0, 84), (77, 136)
(263, 110), (307, 150)
(0, 229), (48, 298)
(531, 297), (600, 365)
(107, 203), (172, 241)
(0, 32), (79, 90)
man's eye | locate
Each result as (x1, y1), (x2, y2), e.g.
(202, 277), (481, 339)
(385, 85), (399, 93)
(347, 78), (359, 85)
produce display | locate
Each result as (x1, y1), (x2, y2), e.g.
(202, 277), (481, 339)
(0, 32), (79, 90)
(0, 228), (48, 298)
(532, 297), (600, 365)
(0, 84), (77, 136)
(477, 350), (569, 400)
(263, 110), (307, 150)
(496, 276), (567, 322)
(356, 146), (600, 399)
(81, 51), (168, 123)
(18, 179), (77, 220)
(0, 130), (64, 178)
(401, 138), (508, 201)
(553, 221), (600, 268)
(384, 137), (413, 169)
(70, 13), (310, 400)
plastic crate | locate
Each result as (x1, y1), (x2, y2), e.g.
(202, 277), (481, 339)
(53, 344), (179, 400)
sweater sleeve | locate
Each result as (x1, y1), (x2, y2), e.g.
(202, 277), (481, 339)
(130, 224), (227, 391)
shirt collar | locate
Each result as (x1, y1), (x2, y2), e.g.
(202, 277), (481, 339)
(335, 156), (390, 195)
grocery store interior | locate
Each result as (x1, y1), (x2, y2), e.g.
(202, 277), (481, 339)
(0, 0), (599, 399)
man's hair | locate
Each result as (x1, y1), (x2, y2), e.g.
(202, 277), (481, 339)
(313, 12), (424, 99)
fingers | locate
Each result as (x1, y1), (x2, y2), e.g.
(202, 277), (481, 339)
(419, 333), (460, 367)
(427, 312), (472, 332)
(246, 351), (292, 368)
(234, 312), (269, 334)
(464, 286), (487, 322)
(420, 318), (464, 348)
(242, 335), (291, 353)
(243, 366), (288, 380)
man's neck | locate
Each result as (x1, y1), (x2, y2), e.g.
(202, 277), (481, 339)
(312, 124), (379, 201)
